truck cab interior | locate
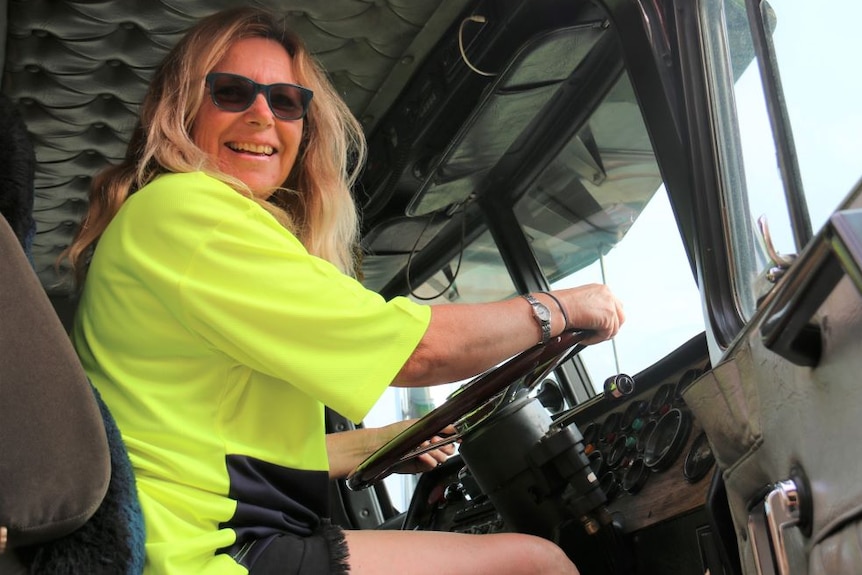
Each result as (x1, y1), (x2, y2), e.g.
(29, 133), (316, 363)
(2, 0), (862, 574)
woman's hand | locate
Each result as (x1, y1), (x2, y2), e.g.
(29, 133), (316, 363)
(384, 420), (457, 475)
(326, 419), (456, 479)
(554, 283), (625, 345)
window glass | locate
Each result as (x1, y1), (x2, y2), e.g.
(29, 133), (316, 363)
(703, 0), (862, 319)
(515, 76), (705, 391)
(364, 230), (515, 508)
(403, 229), (516, 305)
(766, 0), (862, 230)
(545, 186), (704, 387)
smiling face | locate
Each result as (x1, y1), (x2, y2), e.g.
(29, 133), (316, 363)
(191, 37), (304, 199)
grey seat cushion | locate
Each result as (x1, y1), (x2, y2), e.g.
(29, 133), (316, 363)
(0, 216), (110, 548)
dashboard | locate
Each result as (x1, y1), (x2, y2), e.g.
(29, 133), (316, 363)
(400, 334), (720, 573)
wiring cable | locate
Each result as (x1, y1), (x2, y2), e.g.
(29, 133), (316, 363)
(458, 15), (498, 77)
(405, 206), (467, 301)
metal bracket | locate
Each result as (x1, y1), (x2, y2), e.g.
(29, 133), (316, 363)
(758, 215), (797, 284)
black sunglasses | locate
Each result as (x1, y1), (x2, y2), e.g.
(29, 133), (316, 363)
(205, 72), (313, 121)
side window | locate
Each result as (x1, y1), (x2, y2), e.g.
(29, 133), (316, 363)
(364, 229), (516, 507)
(702, 0), (862, 319)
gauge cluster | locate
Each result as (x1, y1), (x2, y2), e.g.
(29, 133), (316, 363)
(403, 344), (715, 538)
(574, 363), (715, 531)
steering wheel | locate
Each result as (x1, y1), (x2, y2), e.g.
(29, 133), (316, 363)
(346, 329), (589, 490)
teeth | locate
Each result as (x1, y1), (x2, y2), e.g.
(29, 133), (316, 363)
(227, 142), (274, 156)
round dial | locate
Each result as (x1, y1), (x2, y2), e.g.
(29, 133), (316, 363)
(673, 368), (702, 403)
(620, 399), (647, 431)
(648, 383), (675, 416)
(643, 408), (692, 471)
(607, 434), (632, 469)
(622, 457), (650, 494)
(636, 418), (657, 453)
(683, 431), (715, 483)
(599, 411), (621, 444)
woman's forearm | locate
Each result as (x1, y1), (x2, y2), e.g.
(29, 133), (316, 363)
(326, 426), (381, 479)
(394, 284), (623, 388)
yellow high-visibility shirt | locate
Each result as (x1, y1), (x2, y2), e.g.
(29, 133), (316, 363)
(73, 171), (430, 574)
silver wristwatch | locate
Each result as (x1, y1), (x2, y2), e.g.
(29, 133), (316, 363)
(522, 293), (551, 344)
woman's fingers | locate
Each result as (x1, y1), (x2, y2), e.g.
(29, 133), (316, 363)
(555, 284), (625, 344)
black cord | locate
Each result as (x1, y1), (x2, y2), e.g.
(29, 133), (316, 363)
(541, 290), (570, 330)
(406, 206), (467, 301)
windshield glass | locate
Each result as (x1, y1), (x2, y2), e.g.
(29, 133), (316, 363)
(368, 71), (705, 411)
(403, 228), (516, 305)
(515, 75), (704, 386)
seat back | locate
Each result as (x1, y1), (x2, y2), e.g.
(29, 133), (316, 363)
(0, 93), (145, 573)
(0, 216), (111, 557)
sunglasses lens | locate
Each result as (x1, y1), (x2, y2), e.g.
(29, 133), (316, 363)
(268, 86), (306, 120)
(210, 75), (255, 111)
(208, 74), (310, 120)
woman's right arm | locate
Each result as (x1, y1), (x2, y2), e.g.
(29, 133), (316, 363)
(393, 283), (624, 388)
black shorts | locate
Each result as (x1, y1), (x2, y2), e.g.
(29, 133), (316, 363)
(249, 522), (349, 575)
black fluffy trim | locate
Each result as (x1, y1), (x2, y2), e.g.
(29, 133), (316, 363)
(321, 521), (350, 575)
(0, 93), (36, 256)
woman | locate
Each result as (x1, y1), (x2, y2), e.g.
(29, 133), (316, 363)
(64, 7), (624, 575)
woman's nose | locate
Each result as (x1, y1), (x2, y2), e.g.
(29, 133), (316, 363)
(244, 92), (274, 126)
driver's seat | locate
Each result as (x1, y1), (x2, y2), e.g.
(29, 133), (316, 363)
(0, 92), (145, 573)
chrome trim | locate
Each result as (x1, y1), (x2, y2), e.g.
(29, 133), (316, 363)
(747, 479), (802, 575)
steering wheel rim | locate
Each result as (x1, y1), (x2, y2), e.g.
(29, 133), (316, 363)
(346, 329), (590, 490)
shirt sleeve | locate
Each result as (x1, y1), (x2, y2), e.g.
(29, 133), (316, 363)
(126, 172), (431, 422)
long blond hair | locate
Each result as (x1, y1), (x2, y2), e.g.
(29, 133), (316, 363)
(62, 7), (366, 281)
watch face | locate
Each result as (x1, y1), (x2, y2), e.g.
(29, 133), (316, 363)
(536, 304), (551, 321)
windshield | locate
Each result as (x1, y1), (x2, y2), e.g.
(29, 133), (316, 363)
(514, 75), (704, 384)
(365, 71), (706, 508)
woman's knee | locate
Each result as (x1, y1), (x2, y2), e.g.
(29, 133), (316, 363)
(509, 533), (578, 575)
(342, 529), (577, 575)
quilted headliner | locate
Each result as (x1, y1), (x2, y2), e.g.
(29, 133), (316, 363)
(1, 0), (468, 294)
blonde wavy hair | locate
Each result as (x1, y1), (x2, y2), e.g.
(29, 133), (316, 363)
(62, 7), (366, 281)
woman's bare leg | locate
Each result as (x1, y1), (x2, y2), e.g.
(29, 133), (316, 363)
(343, 529), (578, 575)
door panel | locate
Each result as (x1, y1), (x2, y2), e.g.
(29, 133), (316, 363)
(684, 190), (862, 574)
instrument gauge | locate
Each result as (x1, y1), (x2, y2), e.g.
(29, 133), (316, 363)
(599, 411), (621, 445)
(648, 383), (675, 416)
(673, 368), (702, 404)
(683, 431), (715, 483)
(588, 450), (607, 479)
(643, 408), (692, 472)
(622, 456), (650, 495)
(582, 421), (600, 453)
(599, 471), (620, 501)
(636, 418), (657, 453)
(620, 399), (647, 431)
(607, 435), (632, 469)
